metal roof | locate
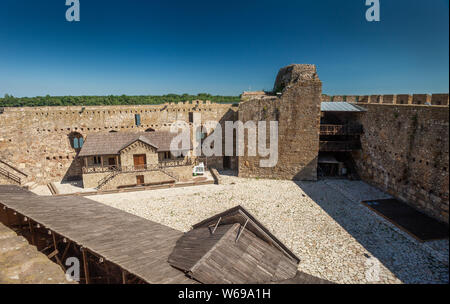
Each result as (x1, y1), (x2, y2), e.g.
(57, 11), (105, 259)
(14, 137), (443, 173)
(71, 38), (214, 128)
(321, 102), (367, 112)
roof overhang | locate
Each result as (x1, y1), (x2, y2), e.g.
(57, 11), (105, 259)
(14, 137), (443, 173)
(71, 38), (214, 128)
(321, 102), (367, 112)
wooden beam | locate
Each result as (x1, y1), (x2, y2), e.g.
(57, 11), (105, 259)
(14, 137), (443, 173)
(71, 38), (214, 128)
(122, 270), (127, 284)
(236, 219), (249, 243)
(28, 220), (36, 246)
(212, 217), (222, 234)
(82, 248), (90, 284)
(104, 262), (111, 284)
(61, 241), (72, 262)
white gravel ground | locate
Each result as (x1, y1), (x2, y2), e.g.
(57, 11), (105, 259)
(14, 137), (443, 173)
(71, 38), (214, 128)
(87, 172), (449, 284)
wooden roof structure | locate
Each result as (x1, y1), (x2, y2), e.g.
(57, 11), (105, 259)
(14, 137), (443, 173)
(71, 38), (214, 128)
(78, 131), (190, 157)
(168, 206), (301, 284)
(0, 185), (194, 284)
(0, 187), (331, 284)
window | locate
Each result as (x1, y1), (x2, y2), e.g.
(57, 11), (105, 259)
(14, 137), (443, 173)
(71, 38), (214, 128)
(163, 151), (171, 160)
(93, 156), (101, 165)
(135, 114), (141, 126)
(73, 137), (84, 149)
(69, 132), (84, 150)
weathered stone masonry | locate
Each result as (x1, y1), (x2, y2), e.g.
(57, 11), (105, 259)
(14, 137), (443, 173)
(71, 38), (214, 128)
(238, 64), (321, 180)
(0, 102), (235, 184)
(0, 64), (448, 225)
(353, 103), (449, 223)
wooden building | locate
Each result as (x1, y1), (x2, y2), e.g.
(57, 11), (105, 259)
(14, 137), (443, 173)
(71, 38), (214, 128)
(168, 206), (323, 284)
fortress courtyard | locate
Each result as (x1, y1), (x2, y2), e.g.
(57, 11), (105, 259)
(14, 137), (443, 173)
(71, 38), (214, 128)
(66, 171), (448, 284)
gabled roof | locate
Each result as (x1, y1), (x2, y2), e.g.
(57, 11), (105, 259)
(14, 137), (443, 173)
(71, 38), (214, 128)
(192, 205), (300, 263)
(168, 206), (301, 284)
(78, 131), (190, 157)
(321, 102), (367, 112)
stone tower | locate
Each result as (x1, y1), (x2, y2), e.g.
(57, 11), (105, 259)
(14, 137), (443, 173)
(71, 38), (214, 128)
(238, 64), (322, 180)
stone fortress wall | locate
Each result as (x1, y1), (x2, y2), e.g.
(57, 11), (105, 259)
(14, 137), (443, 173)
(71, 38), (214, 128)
(238, 64), (322, 180)
(0, 65), (448, 223)
(323, 94), (449, 223)
(353, 104), (449, 223)
(0, 101), (237, 184)
(322, 93), (449, 105)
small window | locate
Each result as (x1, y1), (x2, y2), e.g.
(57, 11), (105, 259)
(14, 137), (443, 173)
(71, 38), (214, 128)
(135, 114), (141, 126)
(69, 132), (84, 150)
(73, 137), (84, 148)
(163, 151), (171, 160)
(93, 156), (101, 165)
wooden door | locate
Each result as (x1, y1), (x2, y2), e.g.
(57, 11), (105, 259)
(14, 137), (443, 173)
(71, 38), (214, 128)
(136, 175), (144, 185)
(133, 154), (146, 170)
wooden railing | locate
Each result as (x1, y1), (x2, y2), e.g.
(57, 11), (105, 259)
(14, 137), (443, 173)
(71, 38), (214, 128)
(319, 141), (361, 152)
(82, 159), (193, 174)
(0, 167), (22, 184)
(320, 124), (363, 136)
(159, 159), (192, 168)
(0, 159), (28, 178)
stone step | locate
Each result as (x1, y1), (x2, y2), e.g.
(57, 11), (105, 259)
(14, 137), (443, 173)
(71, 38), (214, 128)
(24, 182), (38, 190)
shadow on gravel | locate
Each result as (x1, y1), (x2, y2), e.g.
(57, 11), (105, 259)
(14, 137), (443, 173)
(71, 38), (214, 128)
(294, 180), (449, 284)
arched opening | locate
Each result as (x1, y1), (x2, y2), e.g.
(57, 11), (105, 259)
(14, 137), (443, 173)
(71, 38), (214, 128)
(109, 130), (118, 133)
(145, 128), (155, 132)
(68, 132), (84, 150)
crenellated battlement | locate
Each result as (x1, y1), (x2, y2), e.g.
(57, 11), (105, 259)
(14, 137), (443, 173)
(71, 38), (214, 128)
(321, 93), (449, 106)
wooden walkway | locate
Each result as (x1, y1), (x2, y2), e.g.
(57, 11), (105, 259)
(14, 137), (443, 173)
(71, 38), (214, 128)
(0, 185), (194, 284)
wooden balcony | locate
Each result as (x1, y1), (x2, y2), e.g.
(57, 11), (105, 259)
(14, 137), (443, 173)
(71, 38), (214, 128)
(320, 124), (363, 136)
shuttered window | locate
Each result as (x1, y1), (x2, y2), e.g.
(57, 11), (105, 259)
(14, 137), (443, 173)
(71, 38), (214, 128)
(135, 114), (141, 126)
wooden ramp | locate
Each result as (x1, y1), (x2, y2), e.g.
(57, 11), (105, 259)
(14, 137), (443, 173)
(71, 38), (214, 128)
(0, 185), (194, 284)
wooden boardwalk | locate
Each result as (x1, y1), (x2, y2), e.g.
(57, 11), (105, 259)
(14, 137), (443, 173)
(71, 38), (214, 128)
(0, 185), (194, 284)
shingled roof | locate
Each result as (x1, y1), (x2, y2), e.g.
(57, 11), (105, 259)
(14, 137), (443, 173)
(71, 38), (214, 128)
(168, 206), (302, 284)
(78, 131), (190, 157)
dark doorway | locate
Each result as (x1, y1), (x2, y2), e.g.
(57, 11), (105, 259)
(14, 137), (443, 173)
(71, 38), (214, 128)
(108, 157), (116, 168)
(223, 156), (231, 169)
(136, 175), (145, 185)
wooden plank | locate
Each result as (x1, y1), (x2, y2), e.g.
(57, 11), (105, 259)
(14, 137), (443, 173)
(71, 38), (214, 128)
(0, 185), (194, 284)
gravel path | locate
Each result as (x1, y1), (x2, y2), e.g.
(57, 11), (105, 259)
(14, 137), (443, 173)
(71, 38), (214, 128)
(88, 172), (449, 284)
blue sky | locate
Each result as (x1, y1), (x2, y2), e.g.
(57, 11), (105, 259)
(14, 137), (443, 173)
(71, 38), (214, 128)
(0, 0), (448, 97)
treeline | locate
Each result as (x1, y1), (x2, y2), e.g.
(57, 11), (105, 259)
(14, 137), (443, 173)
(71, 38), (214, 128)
(0, 93), (241, 107)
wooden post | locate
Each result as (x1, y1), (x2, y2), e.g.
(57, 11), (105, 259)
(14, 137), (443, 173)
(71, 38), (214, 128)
(82, 248), (90, 284)
(122, 270), (127, 284)
(5, 208), (10, 226)
(29, 220), (36, 246)
(61, 241), (72, 262)
(104, 263), (111, 284)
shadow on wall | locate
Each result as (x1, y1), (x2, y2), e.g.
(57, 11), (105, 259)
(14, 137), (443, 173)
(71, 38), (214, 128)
(294, 180), (448, 284)
(62, 157), (84, 183)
